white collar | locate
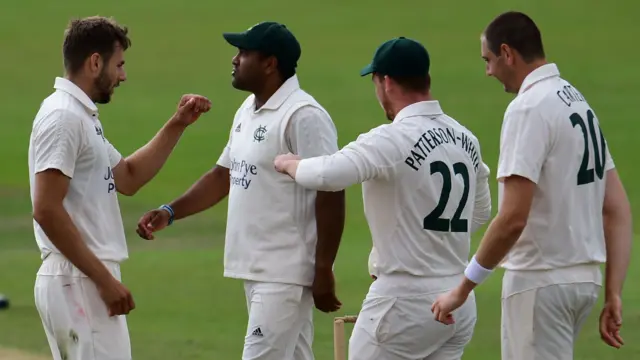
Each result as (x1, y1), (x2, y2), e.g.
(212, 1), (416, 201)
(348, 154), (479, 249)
(54, 77), (99, 117)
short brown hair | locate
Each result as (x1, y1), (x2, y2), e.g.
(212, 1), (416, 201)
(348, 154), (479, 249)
(484, 11), (545, 63)
(62, 16), (131, 74)
(377, 73), (431, 93)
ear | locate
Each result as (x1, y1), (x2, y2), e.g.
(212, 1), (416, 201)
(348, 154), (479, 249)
(264, 56), (278, 75)
(88, 53), (103, 74)
(500, 43), (515, 65)
(382, 75), (393, 94)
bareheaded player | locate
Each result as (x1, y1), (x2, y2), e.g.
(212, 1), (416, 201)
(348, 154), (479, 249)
(432, 11), (633, 360)
(274, 37), (492, 360)
(135, 21), (345, 360)
(29, 16), (210, 360)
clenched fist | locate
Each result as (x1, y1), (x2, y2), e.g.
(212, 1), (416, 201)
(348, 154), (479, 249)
(170, 94), (212, 127)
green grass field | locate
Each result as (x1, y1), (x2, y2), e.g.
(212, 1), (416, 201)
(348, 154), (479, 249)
(1, 0), (639, 359)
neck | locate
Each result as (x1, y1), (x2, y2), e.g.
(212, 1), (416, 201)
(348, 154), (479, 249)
(254, 77), (284, 110)
(513, 58), (548, 93)
(65, 73), (95, 102)
(390, 91), (433, 120)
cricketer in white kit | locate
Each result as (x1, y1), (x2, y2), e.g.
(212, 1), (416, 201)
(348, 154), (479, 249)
(432, 11), (633, 360)
(275, 37), (492, 360)
(135, 22), (346, 360)
(29, 16), (211, 360)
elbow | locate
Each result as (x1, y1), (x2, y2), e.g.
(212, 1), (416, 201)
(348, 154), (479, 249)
(33, 203), (58, 227)
(117, 185), (138, 197)
(603, 199), (632, 225)
(603, 208), (633, 237)
(114, 160), (140, 196)
(313, 173), (351, 192)
(297, 177), (345, 192)
(503, 215), (528, 240)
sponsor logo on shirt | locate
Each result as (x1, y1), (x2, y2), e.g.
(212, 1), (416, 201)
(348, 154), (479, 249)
(229, 158), (257, 190)
(104, 166), (116, 193)
(95, 126), (106, 143)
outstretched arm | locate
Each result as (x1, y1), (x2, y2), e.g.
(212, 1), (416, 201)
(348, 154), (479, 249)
(275, 125), (402, 191)
(168, 165), (230, 221)
(113, 95), (211, 196)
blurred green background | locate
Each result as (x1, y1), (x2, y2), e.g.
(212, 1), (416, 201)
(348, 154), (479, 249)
(1, 0), (638, 359)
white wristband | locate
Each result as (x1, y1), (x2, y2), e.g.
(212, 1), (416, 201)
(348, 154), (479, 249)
(464, 255), (493, 285)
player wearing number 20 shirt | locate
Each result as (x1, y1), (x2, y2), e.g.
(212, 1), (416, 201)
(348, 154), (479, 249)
(432, 12), (632, 360)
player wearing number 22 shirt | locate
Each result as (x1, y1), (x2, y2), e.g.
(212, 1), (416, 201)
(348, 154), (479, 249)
(274, 37), (492, 360)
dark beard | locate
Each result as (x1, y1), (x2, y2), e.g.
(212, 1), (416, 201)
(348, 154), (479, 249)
(93, 70), (114, 104)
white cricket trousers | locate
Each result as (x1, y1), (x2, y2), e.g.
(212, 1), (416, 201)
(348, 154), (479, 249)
(34, 253), (131, 360)
(501, 266), (602, 360)
(242, 280), (315, 360)
(349, 273), (477, 360)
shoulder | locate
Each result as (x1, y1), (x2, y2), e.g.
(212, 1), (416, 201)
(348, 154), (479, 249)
(440, 113), (481, 143)
(33, 106), (84, 135)
(503, 94), (546, 126)
(290, 104), (332, 123)
(287, 101), (337, 137)
(352, 123), (399, 149)
(233, 94), (255, 118)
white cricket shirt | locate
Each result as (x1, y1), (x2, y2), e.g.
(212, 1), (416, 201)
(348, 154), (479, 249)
(497, 64), (613, 294)
(296, 101), (492, 283)
(28, 77), (128, 263)
(217, 75), (339, 287)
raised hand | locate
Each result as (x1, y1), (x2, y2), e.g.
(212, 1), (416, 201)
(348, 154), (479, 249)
(171, 94), (212, 127)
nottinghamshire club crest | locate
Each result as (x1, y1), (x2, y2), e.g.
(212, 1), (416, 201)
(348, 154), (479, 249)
(253, 125), (267, 142)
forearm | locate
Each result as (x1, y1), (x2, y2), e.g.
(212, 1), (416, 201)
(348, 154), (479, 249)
(603, 211), (632, 300)
(475, 214), (524, 269)
(460, 213), (525, 293)
(121, 121), (186, 193)
(295, 155), (361, 192)
(169, 166), (230, 220)
(314, 191), (346, 270)
(34, 206), (113, 285)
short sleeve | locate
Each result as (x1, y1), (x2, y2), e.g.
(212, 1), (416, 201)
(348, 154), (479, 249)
(605, 141), (615, 171)
(104, 138), (122, 168)
(217, 138), (232, 169)
(31, 110), (84, 178)
(496, 106), (550, 184)
(285, 106), (339, 158)
(217, 100), (249, 169)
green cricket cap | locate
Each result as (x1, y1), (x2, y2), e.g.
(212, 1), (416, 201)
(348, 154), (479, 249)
(223, 21), (301, 70)
(360, 37), (430, 77)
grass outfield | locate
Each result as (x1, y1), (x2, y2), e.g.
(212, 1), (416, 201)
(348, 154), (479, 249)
(1, 0), (639, 359)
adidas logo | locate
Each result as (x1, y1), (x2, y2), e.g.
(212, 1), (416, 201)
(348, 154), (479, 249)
(235, 123), (242, 132)
(251, 327), (263, 337)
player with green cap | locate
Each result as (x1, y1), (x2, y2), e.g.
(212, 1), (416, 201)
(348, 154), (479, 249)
(136, 21), (346, 360)
(274, 36), (492, 360)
